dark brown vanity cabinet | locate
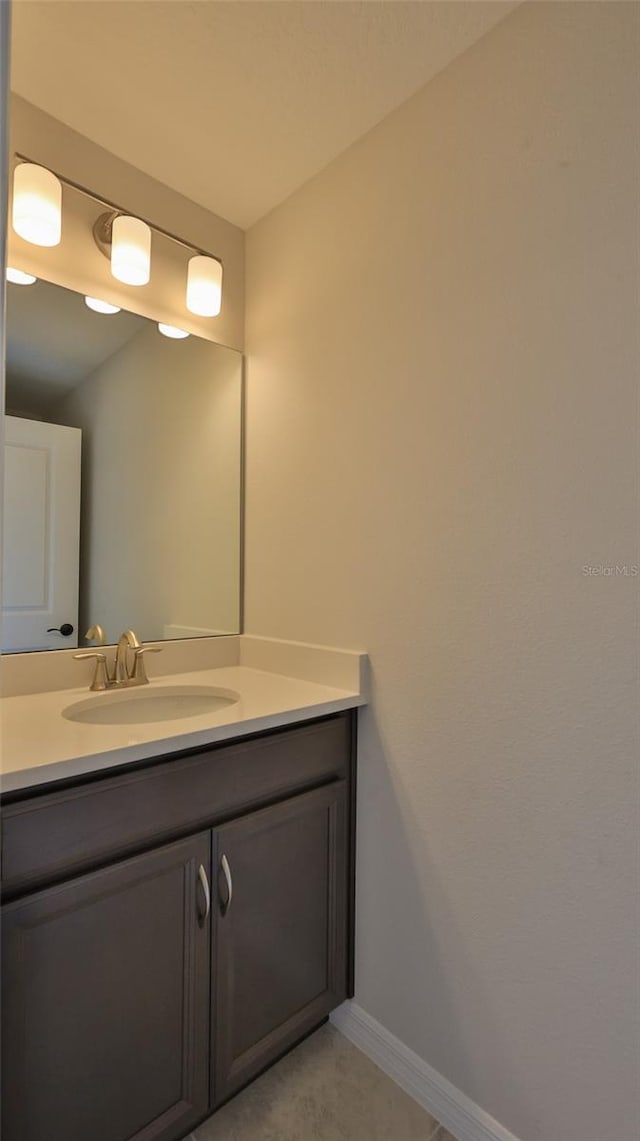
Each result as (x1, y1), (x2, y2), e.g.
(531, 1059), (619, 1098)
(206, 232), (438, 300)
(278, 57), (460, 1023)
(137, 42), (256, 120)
(213, 781), (347, 1103)
(2, 834), (211, 1141)
(1, 712), (356, 1141)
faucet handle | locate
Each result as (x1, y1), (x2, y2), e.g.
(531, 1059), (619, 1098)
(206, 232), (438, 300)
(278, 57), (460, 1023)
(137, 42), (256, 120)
(73, 652), (109, 691)
(132, 645), (162, 684)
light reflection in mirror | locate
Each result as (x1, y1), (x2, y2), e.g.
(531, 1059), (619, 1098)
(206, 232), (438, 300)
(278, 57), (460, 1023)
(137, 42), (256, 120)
(2, 275), (242, 653)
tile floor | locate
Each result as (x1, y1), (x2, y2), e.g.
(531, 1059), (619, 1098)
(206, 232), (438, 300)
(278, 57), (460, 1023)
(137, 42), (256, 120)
(194, 1023), (457, 1141)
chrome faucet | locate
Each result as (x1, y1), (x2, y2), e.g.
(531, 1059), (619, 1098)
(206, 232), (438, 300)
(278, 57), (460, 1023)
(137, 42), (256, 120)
(74, 628), (162, 691)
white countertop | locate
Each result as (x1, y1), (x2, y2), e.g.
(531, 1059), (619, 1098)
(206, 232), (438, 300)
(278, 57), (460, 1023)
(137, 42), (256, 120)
(0, 664), (365, 793)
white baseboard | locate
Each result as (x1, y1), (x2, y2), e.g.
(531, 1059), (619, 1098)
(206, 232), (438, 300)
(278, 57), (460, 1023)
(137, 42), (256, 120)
(330, 1002), (520, 1141)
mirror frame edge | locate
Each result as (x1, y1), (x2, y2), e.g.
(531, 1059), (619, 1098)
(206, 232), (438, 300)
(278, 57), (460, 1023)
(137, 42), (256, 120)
(1, 0), (11, 664)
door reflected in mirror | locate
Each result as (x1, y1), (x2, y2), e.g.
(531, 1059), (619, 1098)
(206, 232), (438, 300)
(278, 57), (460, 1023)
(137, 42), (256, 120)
(2, 275), (242, 652)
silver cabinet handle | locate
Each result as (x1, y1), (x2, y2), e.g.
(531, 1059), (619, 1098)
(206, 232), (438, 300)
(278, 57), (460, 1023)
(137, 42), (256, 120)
(197, 864), (210, 925)
(220, 853), (233, 915)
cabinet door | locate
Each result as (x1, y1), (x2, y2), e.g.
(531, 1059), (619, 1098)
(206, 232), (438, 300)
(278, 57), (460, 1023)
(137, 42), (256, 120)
(2, 833), (211, 1141)
(213, 781), (348, 1104)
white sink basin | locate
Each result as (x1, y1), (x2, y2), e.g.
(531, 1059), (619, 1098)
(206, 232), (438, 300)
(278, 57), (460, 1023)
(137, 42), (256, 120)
(63, 685), (239, 726)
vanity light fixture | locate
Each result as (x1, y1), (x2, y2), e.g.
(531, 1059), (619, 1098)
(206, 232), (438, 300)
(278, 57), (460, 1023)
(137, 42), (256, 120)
(158, 323), (190, 339)
(6, 267), (37, 285)
(12, 162), (62, 247)
(85, 296), (121, 314)
(11, 154), (224, 322)
(186, 255), (223, 317)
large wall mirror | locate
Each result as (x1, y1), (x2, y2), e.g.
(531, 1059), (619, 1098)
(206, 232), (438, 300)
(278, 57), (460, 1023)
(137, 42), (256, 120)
(2, 275), (242, 652)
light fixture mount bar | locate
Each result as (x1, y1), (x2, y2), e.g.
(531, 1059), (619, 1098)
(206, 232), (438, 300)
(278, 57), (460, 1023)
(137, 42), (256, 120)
(92, 210), (121, 260)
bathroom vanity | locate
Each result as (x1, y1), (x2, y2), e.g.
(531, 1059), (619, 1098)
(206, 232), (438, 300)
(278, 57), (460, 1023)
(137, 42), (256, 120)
(1, 80), (365, 1139)
(1, 706), (357, 1141)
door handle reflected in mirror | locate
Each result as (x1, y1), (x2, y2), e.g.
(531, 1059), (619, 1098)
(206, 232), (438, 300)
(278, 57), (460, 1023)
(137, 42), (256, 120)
(47, 623), (74, 637)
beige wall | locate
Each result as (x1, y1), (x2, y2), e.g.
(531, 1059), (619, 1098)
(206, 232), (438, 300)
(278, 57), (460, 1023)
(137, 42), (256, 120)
(57, 325), (242, 645)
(245, 4), (640, 1139)
(8, 96), (244, 350)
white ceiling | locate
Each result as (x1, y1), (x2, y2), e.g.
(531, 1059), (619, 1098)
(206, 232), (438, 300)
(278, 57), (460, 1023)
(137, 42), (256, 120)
(10, 1), (517, 230)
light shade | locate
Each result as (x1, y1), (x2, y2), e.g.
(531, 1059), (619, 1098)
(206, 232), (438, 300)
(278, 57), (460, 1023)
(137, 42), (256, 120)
(12, 163), (62, 247)
(158, 323), (190, 339)
(186, 255), (222, 317)
(85, 296), (121, 314)
(111, 215), (151, 286)
(6, 267), (37, 285)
